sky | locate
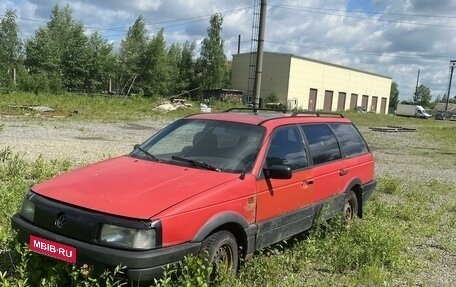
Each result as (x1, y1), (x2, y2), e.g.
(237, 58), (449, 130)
(1, 0), (456, 101)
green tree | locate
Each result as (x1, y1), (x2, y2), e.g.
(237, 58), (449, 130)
(0, 9), (22, 88)
(167, 42), (183, 95)
(389, 81), (399, 109)
(61, 22), (88, 90)
(23, 27), (61, 93)
(141, 28), (169, 97)
(179, 41), (197, 93)
(85, 32), (116, 92)
(198, 13), (229, 90)
(440, 93), (456, 104)
(24, 5), (89, 92)
(118, 16), (148, 96)
(25, 28), (56, 73)
(415, 84), (432, 107)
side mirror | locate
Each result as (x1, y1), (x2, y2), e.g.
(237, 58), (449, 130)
(263, 165), (292, 179)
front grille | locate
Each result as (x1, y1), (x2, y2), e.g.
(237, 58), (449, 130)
(29, 192), (154, 245)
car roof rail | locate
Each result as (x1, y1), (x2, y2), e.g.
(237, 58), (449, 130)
(223, 107), (287, 113)
(291, 111), (344, 118)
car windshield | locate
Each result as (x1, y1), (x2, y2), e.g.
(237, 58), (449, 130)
(130, 119), (265, 173)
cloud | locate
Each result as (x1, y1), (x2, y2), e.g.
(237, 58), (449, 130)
(4, 0), (456, 100)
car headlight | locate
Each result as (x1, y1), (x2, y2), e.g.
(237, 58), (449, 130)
(99, 224), (156, 250)
(20, 193), (35, 222)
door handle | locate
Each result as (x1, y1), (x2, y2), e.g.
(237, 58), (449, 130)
(306, 179), (314, 185)
(339, 169), (348, 176)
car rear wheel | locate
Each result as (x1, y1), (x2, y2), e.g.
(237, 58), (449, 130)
(201, 230), (239, 284)
(342, 190), (358, 224)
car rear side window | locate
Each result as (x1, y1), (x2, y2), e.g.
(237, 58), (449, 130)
(329, 123), (368, 157)
(301, 124), (341, 165)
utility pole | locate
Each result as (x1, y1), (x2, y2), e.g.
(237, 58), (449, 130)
(414, 69), (420, 103)
(446, 60), (456, 111)
(253, 0), (267, 111)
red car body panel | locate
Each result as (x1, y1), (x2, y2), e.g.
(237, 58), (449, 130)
(339, 154), (375, 192)
(255, 168), (314, 222)
(158, 174), (258, 246)
(32, 156), (242, 220)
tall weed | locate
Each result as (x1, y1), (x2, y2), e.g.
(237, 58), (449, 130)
(0, 246), (127, 287)
(154, 254), (214, 287)
(0, 150), (71, 286)
(377, 175), (402, 195)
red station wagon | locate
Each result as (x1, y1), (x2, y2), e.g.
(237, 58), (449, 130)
(12, 109), (376, 282)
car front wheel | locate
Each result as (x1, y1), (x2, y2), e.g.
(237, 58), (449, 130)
(201, 230), (239, 284)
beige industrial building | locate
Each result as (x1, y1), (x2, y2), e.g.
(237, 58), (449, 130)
(231, 52), (392, 114)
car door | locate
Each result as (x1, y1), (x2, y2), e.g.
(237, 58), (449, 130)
(300, 124), (345, 220)
(255, 125), (314, 248)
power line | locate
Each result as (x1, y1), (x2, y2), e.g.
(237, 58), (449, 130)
(3, 4), (455, 62)
(265, 40), (451, 61)
(270, 4), (456, 29)
(1, 6), (254, 35)
(270, 4), (456, 20)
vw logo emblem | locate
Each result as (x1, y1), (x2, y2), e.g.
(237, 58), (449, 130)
(55, 213), (67, 228)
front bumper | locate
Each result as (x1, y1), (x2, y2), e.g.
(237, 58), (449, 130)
(11, 214), (201, 282)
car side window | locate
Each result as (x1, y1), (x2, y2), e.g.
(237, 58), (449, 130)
(265, 126), (308, 170)
(329, 123), (368, 157)
(301, 124), (342, 165)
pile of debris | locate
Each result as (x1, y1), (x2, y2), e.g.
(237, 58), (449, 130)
(153, 99), (193, 112)
(153, 99), (212, 113)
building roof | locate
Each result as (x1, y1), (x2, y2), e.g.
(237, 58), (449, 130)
(233, 51), (392, 80)
(434, 102), (456, 112)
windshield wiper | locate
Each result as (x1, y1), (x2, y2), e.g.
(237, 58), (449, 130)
(171, 156), (221, 172)
(134, 144), (161, 162)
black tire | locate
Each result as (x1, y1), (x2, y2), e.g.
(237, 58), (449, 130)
(342, 190), (358, 224)
(201, 230), (239, 283)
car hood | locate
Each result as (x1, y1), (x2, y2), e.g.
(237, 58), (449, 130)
(32, 156), (240, 219)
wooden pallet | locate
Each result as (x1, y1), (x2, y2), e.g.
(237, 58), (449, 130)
(369, 126), (417, 132)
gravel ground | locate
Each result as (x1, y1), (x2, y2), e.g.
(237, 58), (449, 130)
(363, 126), (456, 287)
(362, 126), (456, 184)
(1, 116), (455, 286)
(0, 116), (169, 165)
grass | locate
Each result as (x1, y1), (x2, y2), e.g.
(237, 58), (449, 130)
(1, 92), (455, 286)
(0, 91), (242, 121)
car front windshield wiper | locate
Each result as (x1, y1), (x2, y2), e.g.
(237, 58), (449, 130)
(134, 144), (161, 162)
(171, 156), (221, 172)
